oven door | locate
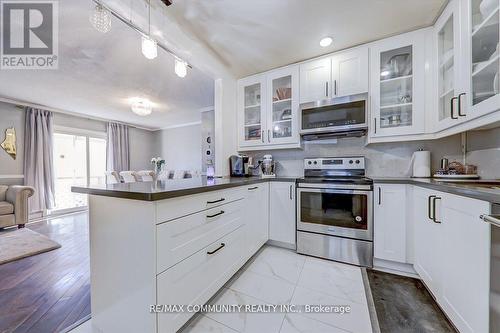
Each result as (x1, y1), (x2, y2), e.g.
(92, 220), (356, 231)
(297, 187), (373, 241)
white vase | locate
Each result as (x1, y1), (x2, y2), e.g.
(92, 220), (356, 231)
(480, 0), (497, 19)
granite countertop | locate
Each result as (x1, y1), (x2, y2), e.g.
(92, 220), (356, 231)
(373, 177), (500, 204)
(71, 176), (297, 201)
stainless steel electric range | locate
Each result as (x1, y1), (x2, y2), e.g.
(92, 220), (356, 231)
(296, 157), (373, 267)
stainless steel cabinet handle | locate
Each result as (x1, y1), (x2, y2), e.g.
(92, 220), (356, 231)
(289, 185), (293, 200)
(207, 243), (225, 255)
(268, 129), (271, 143)
(432, 197), (442, 223)
(248, 186), (258, 191)
(378, 187), (381, 205)
(374, 118), (377, 134)
(207, 210), (225, 218)
(458, 93), (466, 117)
(480, 214), (500, 228)
(261, 131), (264, 143)
(428, 195), (436, 220)
(207, 198), (225, 204)
(325, 82), (329, 97)
(334, 80), (337, 96)
(451, 96), (458, 119)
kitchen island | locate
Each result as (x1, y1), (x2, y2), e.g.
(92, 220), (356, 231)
(72, 177), (295, 333)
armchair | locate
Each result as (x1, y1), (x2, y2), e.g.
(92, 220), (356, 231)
(0, 185), (35, 229)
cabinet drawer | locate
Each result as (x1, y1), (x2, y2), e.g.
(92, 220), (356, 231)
(157, 225), (246, 333)
(155, 187), (245, 223)
(156, 199), (244, 273)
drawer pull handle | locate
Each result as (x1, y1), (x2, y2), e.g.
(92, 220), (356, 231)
(207, 210), (225, 218)
(207, 198), (225, 204)
(248, 186), (258, 191)
(207, 243), (225, 255)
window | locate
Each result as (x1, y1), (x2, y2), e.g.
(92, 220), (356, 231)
(51, 130), (106, 214)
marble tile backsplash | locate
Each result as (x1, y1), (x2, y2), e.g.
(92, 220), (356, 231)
(247, 127), (500, 179)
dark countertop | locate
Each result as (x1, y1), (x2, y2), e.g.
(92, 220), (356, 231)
(72, 175), (499, 204)
(72, 176), (297, 201)
(373, 177), (500, 204)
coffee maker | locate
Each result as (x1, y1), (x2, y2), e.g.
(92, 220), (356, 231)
(229, 155), (249, 177)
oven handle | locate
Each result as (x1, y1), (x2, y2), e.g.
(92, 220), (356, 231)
(297, 187), (372, 196)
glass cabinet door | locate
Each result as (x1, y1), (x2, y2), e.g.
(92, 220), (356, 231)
(271, 75), (293, 140)
(469, 0), (499, 109)
(266, 67), (299, 145)
(242, 82), (264, 144)
(438, 14), (456, 123)
(379, 45), (414, 130)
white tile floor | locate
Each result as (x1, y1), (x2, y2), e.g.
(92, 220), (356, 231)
(69, 246), (374, 333)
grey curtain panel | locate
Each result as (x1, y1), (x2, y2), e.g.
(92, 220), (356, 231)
(23, 108), (55, 213)
(106, 122), (130, 172)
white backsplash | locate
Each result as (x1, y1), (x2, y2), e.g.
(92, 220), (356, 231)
(247, 127), (500, 179)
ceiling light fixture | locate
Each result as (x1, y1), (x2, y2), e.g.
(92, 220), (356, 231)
(319, 37), (333, 47)
(90, 2), (112, 33)
(130, 98), (153, 116)
(141, 0), (158, 60)
(174, 58), (188, 78)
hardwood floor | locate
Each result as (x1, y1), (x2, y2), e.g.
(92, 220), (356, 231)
(0, 212), (90, 333)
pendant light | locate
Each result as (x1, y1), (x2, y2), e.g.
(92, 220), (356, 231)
(174, 58), (187, 78)
(90, 2), (111, 33)
(141, 0), (158, 60)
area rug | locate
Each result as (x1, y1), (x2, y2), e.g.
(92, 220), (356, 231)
(0, 228), (61, 265)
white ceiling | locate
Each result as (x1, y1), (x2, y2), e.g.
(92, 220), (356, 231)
(0, 0), (215, 130)
(168, 0), (447, 78)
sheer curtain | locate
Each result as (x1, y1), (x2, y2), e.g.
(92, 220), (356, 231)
(106, 122), (130, 172)
(23, 108), (55, 213)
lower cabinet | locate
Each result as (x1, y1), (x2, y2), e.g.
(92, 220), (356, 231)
(269, 182), (296, 246)
(374, 184), (407, 263)
(413, 187), (490, 333)
(244, 182), (269, 257)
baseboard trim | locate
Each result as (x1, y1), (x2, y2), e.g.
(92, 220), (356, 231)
(59, 314), (91, 333)
(266, 239), (296, 250)
(373, 258), (419, 279)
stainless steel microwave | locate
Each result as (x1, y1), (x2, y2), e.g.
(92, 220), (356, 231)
(300, 98), (367, 139)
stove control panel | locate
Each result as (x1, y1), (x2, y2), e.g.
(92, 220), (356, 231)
(304, 157), (365, 170)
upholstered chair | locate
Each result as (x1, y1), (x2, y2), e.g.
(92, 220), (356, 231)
(136, 170), (155, 182)
(0, 185), (35, 229)
(119, 171), (139, 183)
(105, 171), (120, 184)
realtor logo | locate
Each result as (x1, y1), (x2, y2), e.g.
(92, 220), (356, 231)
(1, 0), (58, 69)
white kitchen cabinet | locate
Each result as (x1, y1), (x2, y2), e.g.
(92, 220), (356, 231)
(237, 75), (267, 147)
(299, 57), (331, 103)
(413, 186), (491, 333)
(370, 30), (426, 137)
(433, 0), (467, 131)
(373, 184), (407, 263)
(332, 47), (369, 98)
(269, 182), (296, 246)
(440, 193), (490, 333)
(244, 183), (269, 257)
(413, 186), (443, 295)
(238, 67), (300, 151)
(266, 66), (300, 145)
(460, 0), (500, 121)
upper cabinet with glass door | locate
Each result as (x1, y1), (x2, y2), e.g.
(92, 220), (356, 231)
(434, 0), (463, 131)
(267, 66), (299, 145)
(238, 76), (266, 147)
(370, 31), (426, 137)
(463, 0), (499, 118)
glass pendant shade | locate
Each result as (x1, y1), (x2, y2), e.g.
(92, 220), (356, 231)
(90, 4), (111, 33)
(175, 58), (187, 78)
(142, 36), (158, 60)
